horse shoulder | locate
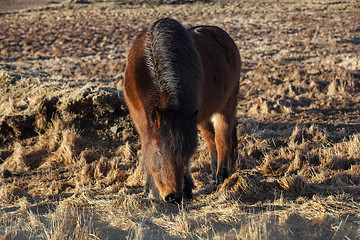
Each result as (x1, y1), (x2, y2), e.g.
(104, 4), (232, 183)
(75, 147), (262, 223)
(124, 30), (153, 135)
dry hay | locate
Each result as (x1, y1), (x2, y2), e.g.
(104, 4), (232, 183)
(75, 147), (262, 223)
(0, 0), (360, 239)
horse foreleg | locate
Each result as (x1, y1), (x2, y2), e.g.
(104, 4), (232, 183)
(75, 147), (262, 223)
(183, 163), (194, 199)
(144, 174), (151, 198)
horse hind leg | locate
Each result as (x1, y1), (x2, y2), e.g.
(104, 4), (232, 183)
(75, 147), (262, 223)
(212, 92), (237, 184)
(212, 114), (231, 184)
(199, 120), (217, 182)
(231, 123), (238, 171)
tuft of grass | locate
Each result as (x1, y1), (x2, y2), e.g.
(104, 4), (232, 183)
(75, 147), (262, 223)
(41, 201), (100, 240)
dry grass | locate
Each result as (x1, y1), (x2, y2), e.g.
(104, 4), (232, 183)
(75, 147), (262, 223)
(0, 0), (360, 239)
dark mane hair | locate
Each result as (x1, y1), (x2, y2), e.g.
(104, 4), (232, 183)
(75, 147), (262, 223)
(157, 109), (198, 163)
(144, 18), (202, 161)
(144, 18), (202, 113)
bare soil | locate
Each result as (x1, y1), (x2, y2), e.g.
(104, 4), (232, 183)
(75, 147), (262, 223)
(0, 0), (66, 13)
(0, 0), (360, 239)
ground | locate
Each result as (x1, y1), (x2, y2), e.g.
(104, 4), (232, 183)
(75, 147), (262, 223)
(0, 0), (360, 239)
(0, 0), (66, 13)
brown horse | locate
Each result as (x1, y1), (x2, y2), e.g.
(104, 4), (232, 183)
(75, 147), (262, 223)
(124, 18), (240, 203)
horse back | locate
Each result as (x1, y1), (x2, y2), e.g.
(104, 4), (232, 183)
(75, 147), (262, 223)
(188, 26), (241, 122)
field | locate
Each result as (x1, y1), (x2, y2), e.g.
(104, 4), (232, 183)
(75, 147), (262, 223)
(1, 0), (360, 239)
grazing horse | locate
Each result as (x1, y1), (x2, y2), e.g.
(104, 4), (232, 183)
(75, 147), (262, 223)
(124, 18), (240, 203)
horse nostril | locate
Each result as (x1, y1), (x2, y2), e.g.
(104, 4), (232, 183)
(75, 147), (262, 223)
(165, 193), (182, 204)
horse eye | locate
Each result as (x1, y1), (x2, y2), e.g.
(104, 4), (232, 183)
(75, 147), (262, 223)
(156, 147), (163, 156)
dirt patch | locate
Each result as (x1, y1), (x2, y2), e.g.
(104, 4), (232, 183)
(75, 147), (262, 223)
(0, 0), (66, 13)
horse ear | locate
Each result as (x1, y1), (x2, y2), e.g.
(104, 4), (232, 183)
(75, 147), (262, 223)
(151, 106), (161, 129)
(191, 109), (198, 123)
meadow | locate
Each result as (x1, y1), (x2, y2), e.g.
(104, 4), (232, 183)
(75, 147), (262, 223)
(0, 0), (360, 239)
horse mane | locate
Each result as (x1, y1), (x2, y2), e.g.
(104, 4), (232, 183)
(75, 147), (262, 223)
(143, 18), (202, 162)
(144, 18), (202, 113)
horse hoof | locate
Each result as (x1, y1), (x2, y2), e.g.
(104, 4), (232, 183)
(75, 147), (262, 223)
(216, 167), (228, 185)
(165, 193), (182, 204)
(183, 191), (193, 200)
(215, 177), (224, 185)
